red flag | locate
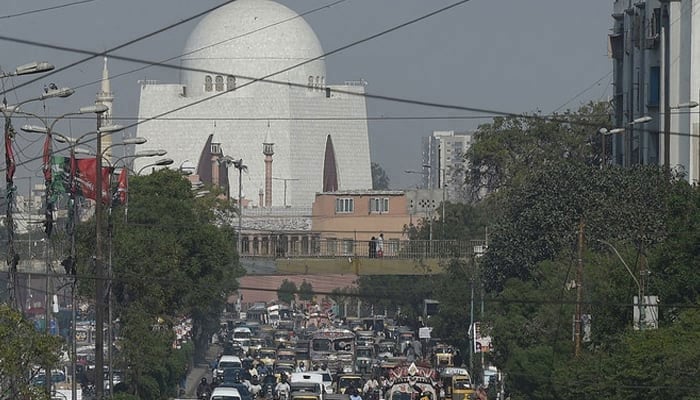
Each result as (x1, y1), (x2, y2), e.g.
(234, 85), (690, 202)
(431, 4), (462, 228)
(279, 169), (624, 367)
(42, 132), (52, 182)
(5, 131), (15, 184)
(116, 168), (128, 204)
(75, 158), (110, 204)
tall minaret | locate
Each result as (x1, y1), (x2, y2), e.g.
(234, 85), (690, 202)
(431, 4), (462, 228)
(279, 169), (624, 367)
(96, 57), (114, 162)
(262, 128), (274, 208)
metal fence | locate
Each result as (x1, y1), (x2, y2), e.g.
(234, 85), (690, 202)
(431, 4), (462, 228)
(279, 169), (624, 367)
(242, 239), (486, 260)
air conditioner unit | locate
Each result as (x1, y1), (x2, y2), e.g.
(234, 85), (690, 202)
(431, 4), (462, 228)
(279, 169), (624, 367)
(644, 34), (659, 49)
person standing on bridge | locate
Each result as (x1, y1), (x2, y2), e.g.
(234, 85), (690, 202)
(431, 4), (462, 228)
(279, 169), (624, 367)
(369, 236), (377, 258)
(377, 233), (384, 258)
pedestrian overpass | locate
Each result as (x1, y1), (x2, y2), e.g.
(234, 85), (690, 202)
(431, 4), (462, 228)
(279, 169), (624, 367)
(240, 239), (486, 275)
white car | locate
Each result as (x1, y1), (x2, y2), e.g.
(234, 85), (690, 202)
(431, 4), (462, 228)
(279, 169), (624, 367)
(210, 386), (242, 400)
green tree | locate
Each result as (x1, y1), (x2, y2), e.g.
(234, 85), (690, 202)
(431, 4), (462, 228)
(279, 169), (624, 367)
(278, 279), (297, 304)
(464, 102), (611, 201)
(299, 279), (314, 302)
(481, 162), (676, 292)
(371, 162), (390, 190)
(75, 169), (242, 397)
(0, 304), (62, 400)
(357, 275), (435, 326)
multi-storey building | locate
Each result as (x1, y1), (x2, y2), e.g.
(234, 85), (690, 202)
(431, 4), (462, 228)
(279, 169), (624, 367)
(610, 0), (700, 181)
(421, 130), (473, 201)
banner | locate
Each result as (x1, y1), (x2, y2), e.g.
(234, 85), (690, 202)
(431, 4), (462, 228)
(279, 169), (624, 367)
(472, 322), (493, 353)
(74, 158), (110, 204)
(115, 167), (128, 205)
(50, 156), (111, 204)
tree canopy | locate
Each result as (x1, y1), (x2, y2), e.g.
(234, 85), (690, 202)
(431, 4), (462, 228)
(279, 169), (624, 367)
(371, 162), (391, 190)
(0, 304), (62, 400)
(74, 169), (243, 398)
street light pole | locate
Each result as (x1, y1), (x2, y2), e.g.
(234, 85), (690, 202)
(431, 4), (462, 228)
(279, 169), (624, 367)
(597, 239), (645, 330)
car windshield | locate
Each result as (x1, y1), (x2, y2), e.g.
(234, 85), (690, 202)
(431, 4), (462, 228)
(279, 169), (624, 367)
(212, 396), (241, 400)
(220, 361), (241, 369)
(357, 349), (372, 358)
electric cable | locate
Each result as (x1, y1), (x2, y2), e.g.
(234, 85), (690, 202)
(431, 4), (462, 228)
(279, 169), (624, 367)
(0, 0), (97, 20)
(550, 70), (613, 113)
(64, 0), (349, 94)
(0, 0), (238, 96)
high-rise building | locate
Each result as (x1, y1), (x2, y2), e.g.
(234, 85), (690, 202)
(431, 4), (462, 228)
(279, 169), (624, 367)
(421, 130), (473, 201)
(610, 0), (700, 182)
(134, 0), (372, 207)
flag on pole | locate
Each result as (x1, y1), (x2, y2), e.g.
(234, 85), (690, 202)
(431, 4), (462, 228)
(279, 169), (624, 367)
(115, 168), (128, 205)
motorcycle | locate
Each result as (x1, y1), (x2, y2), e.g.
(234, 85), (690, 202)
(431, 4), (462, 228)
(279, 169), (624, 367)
(277, 389), (289, 400)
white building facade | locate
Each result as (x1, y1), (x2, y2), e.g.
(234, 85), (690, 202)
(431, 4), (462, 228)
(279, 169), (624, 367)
(421, 130), (473, 201)
(611, 0), (700, 182)
(135, 0), (372, 207)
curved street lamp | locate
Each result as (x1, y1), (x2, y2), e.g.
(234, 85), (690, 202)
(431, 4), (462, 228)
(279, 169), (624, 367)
(137, 158), (174, 175)
(0, 61), (54, 78)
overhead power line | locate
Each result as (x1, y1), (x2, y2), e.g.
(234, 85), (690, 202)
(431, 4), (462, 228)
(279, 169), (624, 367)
(0, 0), (97, 20)
(0, 0), (237, 95)
(65, 0), (348, 93)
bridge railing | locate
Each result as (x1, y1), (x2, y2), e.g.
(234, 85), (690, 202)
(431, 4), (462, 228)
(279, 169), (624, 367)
(242, 239), (486, 260)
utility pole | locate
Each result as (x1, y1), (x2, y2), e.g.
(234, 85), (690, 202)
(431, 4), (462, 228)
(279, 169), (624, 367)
(662, 1), (671, 170)
(574, 218), (585, 357)
(638, 242), (647, 330)
(94, 110), (105, 400)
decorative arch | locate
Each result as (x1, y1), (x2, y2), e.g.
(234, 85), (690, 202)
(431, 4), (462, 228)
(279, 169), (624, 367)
(204, 75), (213, 92)
(322, 134), (338, 192)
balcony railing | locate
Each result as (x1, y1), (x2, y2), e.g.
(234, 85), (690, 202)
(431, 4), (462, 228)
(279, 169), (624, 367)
(241, 239), (486, 260)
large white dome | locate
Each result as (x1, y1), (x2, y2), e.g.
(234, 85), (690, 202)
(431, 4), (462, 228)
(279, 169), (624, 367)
(181, 0), (326, 97)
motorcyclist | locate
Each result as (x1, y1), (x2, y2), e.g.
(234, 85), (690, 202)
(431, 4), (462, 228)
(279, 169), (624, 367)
(296, 361), (306, 373)
(249, 375), (263, 398)
(196, 377), (211, 399)
(363, 376), (379, 396)
(275, 373), (291, 400)
(319, 363), (330, 374)
(349, 388), (363, 400)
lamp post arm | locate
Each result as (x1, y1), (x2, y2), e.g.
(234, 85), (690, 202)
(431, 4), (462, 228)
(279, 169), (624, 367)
(597, 239), (641, 291)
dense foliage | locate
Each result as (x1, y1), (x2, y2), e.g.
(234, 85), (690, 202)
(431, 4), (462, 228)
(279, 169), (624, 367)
(75, 169), (243, 398)
(402, 102), (700, 399)
(277, 279), (297, 304)
(0, 304), (63, 400)
(371, 162), (391, 190)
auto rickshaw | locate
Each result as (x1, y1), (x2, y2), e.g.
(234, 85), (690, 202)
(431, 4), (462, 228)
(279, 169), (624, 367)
(335, 374), (364, 394)
(259, 347), (278, 367)
(451, 374), (474, 400)
(440, 367), (473, 400)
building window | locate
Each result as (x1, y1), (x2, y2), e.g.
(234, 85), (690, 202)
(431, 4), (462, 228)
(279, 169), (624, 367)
(205, 75), (213, 92)
(335, 198), (354, 213)
(648, 66), (660, 107)
(215, 75), (224, 91)
(308, 75), (314, 90)
(227, 75), (236, 91)
(370, 197), (389, 213)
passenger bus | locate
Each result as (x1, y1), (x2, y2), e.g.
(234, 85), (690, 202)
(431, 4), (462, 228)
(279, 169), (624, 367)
(309, 328), (356, 373)
(267, 304), (293, 328)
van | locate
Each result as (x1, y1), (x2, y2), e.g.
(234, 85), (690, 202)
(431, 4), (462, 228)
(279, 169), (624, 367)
(290, 372), (326, 400)
(210, 386), (242, 400)
(214, 355), (243, 382)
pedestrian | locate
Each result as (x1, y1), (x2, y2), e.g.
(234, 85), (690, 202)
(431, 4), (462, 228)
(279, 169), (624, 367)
(377, 233), (384, 257)
(369, 236), (376, 258)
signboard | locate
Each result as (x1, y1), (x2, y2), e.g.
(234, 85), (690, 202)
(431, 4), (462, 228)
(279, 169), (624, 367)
(633, 295), (659, 330)
(418, 327), (432, 339)
(472, 322), (492, 353)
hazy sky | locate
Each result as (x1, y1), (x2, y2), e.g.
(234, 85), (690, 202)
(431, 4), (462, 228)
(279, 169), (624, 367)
(0, 0), (613, 190)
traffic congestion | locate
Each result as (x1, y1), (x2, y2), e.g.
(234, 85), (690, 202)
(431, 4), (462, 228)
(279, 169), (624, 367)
(197, 304), (489, 400)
